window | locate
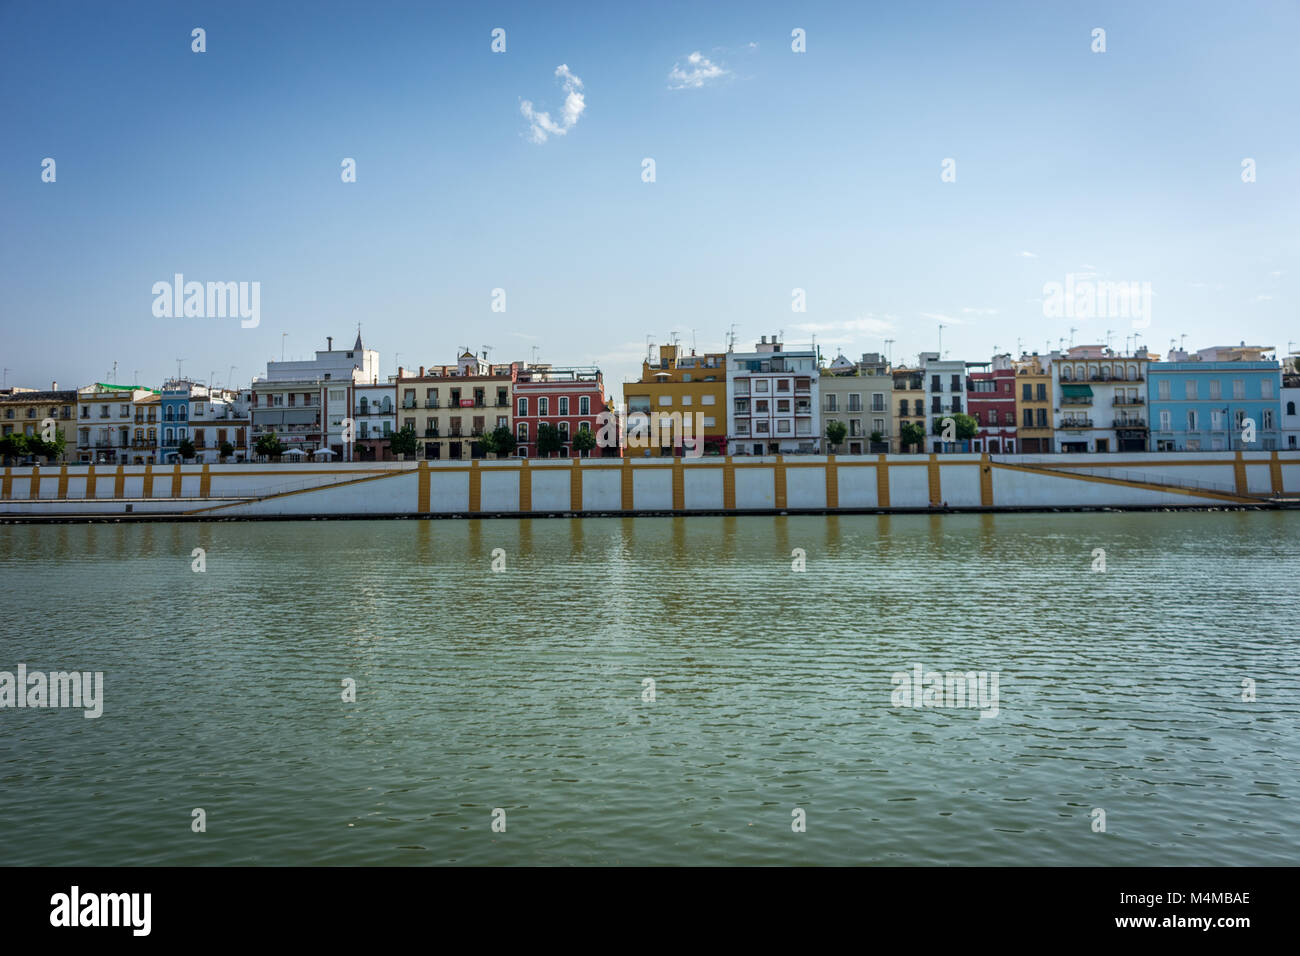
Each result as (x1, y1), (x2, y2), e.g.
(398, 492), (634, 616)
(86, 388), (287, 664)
(702, 416), (715, 428)
(558, 422), (569, 441)
(1158, 380), (1170, 400)
(1263, 409), (1275, 428)
(776, 400), (789, 413)
(1209, 380), (1221, 400)
(755, 380), (769, 393)
(1210, 409), (1223, 429)
(579, 396), (590, 415)
(1262, 379), (1274, 399)
(776, 420), (791, 434)
(755, 400), (769, 414)
(657, 395), (672, 406)
(701, 394), (715, 406)
(1232, 380), (1245, 399)
(1289, 401), (1297, 416)
(517, 423), (528, 442)
(681, 395), (692, 406)
(1159, 410), (1171, 430)
(871, 394), (885, 412)
(329, 389), (345, 401)
(1185, 381), (1197, 400)
(1036, 384), (1046, 400)
(517, 397), (528, 416)
(538, 397), (549, 416)
(1036, 409), (1047, 427)
(558, 397), (569, 415)
(1188, 410), (1198, 430)
(1061, 367), (1072, 382)
(1023, 409), (1033, 427)
(825, 395), (838, 412)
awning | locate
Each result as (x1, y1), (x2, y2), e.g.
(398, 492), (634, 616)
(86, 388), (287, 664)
(1061, 384), (1093, 397)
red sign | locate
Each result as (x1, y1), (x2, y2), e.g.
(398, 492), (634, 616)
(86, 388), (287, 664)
(459, 399), (474, 408)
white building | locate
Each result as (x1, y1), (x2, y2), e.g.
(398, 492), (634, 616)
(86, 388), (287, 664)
(1050, 345), (1151, 453)
(726, 336), (820, 455)
(353, 381), (397, 460)
(1281, 364), (1300, 451)
(920, 352), (968, 452)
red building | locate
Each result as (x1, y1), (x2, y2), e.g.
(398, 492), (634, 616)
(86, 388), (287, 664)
(513, 366), (610, 457)
(966, 356), (1018, 453)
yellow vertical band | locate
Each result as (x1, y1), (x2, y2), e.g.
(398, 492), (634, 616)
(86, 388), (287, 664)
(773, 456), (787, 509)
(722, 456), (736, 510)
(569, 458), (583, 511)
(171, 463), (183, 497)
(29, 465), (41, 499)
(671, 457), (685, 510)
(141, 464), (152, 499)
(58, 464), (69, 499)
(1233, 451), (1248, 496)
(115, 464), (126, 499)
(84, 464), (96, 499)
(621, 457), (634, 510)
(518, 458), (531, 511)
(417, 461), (430, 512)
(468, 460), (481, 513)
(1, 466), (11, 500)
(825, 455), (839, 509)
(876, 454), (890, 508)
(1269, 451), (1283, 494)
(979, 454), (994, 507)
(928, 454), (942, 506)
(199, 464), (211, 498)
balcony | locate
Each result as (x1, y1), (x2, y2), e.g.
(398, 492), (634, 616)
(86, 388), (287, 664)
(1060, 418), (1093, 429)
(1061, 396), (1092, 406)
(424, 428), (439, 437)
(1113, 418), (1147, 428)
(1112, 396), (1145, 406)
(402, 400), (418, 409)
(424, 400), (439, 408)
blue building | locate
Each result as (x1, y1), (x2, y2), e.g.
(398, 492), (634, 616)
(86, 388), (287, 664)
(160, 381), (194, 462)
(1148, 360), (1282, 451)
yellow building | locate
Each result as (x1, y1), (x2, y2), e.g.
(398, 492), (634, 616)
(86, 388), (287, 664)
(396, 352), (515, 460)
(0, 386), (78, 460)
(622, 344), (726, 455)
(891, 366), (925, 452)
(1013, 354), (1053, 452)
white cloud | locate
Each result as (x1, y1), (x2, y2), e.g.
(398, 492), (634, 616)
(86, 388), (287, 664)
(1016, 251), (1037, 258)
(920, 311), (964, 325)
(792, 315), (896, 336)
(668, 51), (730, 89)
(961, 307), (998, 316)
(521, 64), (586, 144)
(1253, 294), (1274, 302)
(1268, 270), (1284, 278)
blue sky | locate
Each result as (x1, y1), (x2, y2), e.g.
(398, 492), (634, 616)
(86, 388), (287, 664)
(2, 0), (1296, 393)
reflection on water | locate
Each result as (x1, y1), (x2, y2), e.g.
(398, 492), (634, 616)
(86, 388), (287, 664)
(0, 512), (1297, 865)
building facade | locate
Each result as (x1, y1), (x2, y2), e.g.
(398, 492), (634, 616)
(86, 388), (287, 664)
(1282, 365), (1300, 451)
(820, 352), (891, 454)
(514, 365), (608, 457)
(892, 366), (925, 452)
(1051, 346), (1150, 452)
(353, 383), (396, 460)
(75, 385), (160, 464)
(622, 344), (726, 457)
(396, 352), (516, 460)
(1148, 357), (1282, 451)
(966, 355), (1017, 453)
(1013, 354), (1054, 453)
(0, 387), (78, 460)
(921, 352), (968, 452)
(726, 337), (819, 455)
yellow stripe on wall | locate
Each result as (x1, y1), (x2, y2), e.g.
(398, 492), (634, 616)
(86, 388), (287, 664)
(671, 457), (685, 510)
(29, 465), (40, 499)
(570, 458), (583, 511)
(58, 465), (69, 499)
(722, 456), (735, 510)
(468, 460), (481, 513)
(199, 465), (211, 498)
(773, 456), (787, 509)
(979, 454), (994, 507)
(621, 457), (634, 510)
(928, 454), (942, 506)
(1233, 451), (1248, 496)
(1270, 451), (1283, 495)
(115, 465), (125, 499)
(519, 458), (532, 511)
(84, 465), (96, 499)
(876, 454), (890, 508)
(2, 466), (11, 500)
(171, 463), (183, 498)
(418, 461), (430, 513)
(825, 455), (839, 509)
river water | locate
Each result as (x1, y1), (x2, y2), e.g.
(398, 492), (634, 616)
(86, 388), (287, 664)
(1, 512), (1297, 865)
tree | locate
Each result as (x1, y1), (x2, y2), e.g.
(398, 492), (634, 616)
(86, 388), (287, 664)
(536, 423), (562, 457)
(932, 413), (978, 442)
(870, 430), (884, 444)
(255, 431), (285, 458)
(219, 441), (235, 460)
(899, 422), (927, 451)
(572, 426), (597, 457)
(825, 420), (847, 452)
(0, 433), (27, 465)
(389, 424), (418, 459)
(178, 438), (196, 460)
(489, 424), (517, 457)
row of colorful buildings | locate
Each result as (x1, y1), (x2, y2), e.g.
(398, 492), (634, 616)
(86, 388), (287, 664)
(3, 332), (1298, 464)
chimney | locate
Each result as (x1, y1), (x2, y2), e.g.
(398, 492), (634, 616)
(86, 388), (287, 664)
(419, 366), (425, 377)
(327, 336), (333, 350)
(397, 366), (405, 379)
(52, 381), (57, 390)
(761, 335), (767, 344)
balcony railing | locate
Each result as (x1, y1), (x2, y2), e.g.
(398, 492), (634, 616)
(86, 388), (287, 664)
(1061, 397), (1092, 405)
(1060, 418), (1093, 428)
(1113, 396), (1145, 406)
(424, 400), (439, 408)
(1113, 419), (1147, 428)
